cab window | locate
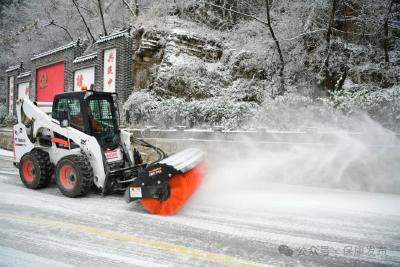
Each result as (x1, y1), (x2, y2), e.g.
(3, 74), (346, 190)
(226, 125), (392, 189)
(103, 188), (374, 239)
(53, 98), (83, 131)
(88, 98), (115, 134)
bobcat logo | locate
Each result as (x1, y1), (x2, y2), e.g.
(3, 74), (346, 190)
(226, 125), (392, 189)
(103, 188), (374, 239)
(39, 72), (48, 89)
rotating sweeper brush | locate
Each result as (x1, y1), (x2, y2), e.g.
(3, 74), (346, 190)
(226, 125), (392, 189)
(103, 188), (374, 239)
(125, 140), (206, 215)
(13, 90), (205, 216)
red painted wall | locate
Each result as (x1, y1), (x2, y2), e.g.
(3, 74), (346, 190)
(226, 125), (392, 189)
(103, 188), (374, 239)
(36, 62), (65, 102)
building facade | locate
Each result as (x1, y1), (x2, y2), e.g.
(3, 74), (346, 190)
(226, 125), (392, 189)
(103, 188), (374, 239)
(4, 28), (134, 116)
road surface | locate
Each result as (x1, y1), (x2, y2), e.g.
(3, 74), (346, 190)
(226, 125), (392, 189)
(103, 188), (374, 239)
(0, 150), (399, 267)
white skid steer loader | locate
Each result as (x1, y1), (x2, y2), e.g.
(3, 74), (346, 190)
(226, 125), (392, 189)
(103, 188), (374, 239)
(13, 91), (205, 215)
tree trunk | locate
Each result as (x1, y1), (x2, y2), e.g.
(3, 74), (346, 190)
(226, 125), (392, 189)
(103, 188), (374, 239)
(383, 0), (394, 64)
(319, 0), (339, 90)
(97, 0), (108, 36)
(265, 0), (285, 95)
(324, 0), (339, 70)
(134, 0), (139, 16)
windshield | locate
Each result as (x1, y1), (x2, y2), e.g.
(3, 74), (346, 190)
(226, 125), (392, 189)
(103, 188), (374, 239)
(87, 96), (119, 149)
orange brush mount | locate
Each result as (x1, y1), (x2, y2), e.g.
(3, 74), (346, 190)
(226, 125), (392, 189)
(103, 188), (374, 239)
(125, 148), (206, 215)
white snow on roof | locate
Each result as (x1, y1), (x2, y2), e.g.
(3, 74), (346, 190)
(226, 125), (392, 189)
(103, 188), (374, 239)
(31, 41), (78, 61)
(5, 65), (20, 73)
(17, 71), (31, 79)
(95, 29), (129, 44)
(73, 52), (97, 64)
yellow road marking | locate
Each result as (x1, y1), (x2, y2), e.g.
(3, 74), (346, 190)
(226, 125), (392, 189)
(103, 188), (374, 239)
(0, 213), (264, 267)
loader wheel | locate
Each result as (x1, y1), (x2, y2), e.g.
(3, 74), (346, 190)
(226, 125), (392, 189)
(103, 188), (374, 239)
(55, 155), (93, 198)
(19, 149), (53, 189)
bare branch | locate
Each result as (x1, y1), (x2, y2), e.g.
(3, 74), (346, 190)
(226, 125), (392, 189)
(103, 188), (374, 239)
(331, 27), (378, 36)
(122, 0), (136, 17)
(44, 20), (74, 41)
(203, 1), (268, 26)
(104, 1), (116, 13)
(281, 29), (327, 41)
(76, 2), (94, 14)
(202, 0), (285, 93)
(71, 0), (96, 42)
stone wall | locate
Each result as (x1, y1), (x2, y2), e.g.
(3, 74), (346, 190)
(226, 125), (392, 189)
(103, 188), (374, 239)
(132, 31), (164, 91)
(131, 30), (223, 92)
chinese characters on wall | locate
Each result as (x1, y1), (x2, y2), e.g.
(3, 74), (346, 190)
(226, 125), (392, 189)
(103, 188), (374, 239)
(103, 48), (116, 93)
(74, 67), (95, 91)
(9, 76), (14, 114)
(17, 82), (30, 99)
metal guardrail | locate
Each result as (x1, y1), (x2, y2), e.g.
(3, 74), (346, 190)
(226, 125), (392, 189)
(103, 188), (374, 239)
(1, 126), (398, 146)
(126, 127), (400, 148)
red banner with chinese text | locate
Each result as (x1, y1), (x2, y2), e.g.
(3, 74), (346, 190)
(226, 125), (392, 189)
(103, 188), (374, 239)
(36, 62), (65, 102)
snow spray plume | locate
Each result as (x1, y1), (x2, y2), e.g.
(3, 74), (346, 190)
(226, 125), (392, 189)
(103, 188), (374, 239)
(188, 98), (400, 212)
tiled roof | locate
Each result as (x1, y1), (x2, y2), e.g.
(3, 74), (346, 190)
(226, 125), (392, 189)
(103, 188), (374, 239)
(73, 52), (97, 64)
(31, 41), (79, 61)
(17, 71), (31, 79)
(95, 29), (130, 44)
(5, 65), (20, 73)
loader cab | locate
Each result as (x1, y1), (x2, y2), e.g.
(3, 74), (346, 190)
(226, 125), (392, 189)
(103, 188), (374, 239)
(52, 91), (120, 150)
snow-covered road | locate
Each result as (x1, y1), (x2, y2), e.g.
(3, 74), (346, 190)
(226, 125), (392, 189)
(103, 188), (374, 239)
(0, 150), (399, 267)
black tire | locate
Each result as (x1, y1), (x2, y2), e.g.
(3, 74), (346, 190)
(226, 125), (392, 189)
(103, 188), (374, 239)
(55, 154), (94, 198)
(19, 149), (53, 189)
